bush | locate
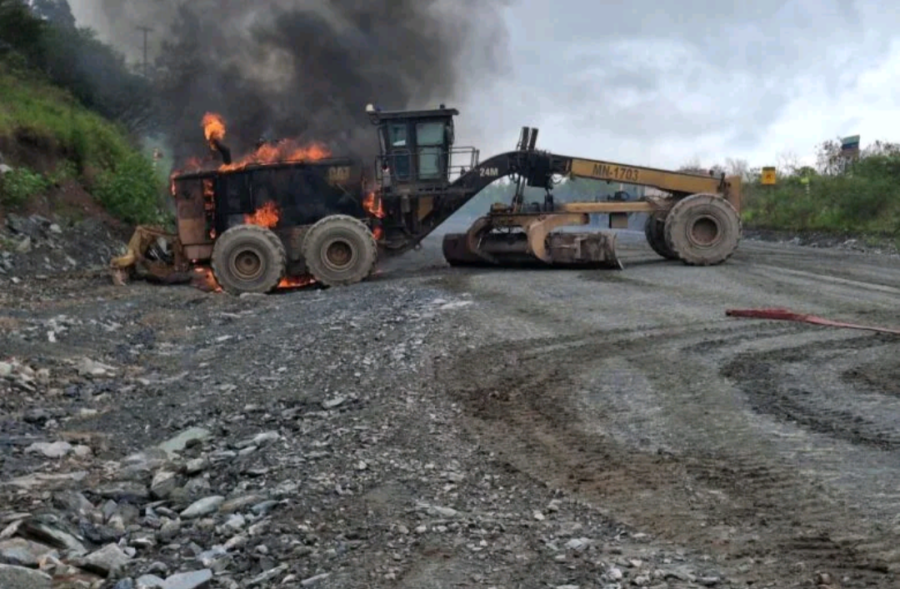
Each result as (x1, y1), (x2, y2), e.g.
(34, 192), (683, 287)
(93, 150), (164, 224)
(0, 166), (49, 206)
(0, 64), (164, 223)
(741, 141), (900, 238)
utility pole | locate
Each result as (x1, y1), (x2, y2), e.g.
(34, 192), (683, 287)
(136, 25), (152, 78)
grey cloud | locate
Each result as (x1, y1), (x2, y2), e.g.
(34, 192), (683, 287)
(487, 0), (898, 165)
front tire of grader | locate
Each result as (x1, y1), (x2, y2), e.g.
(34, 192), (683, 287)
(664, 193), (742, 266)
(301, 214), (378, 287)
(643, 211), (679, 260)
(211, 224), (287, 295)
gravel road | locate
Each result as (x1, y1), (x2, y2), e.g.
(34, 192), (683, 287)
(2, 216), (899, 589)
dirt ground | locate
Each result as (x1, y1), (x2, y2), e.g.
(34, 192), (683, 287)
(2, 221), (900, 589)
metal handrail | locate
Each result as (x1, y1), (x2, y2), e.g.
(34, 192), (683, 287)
(376, 147), (481, 186)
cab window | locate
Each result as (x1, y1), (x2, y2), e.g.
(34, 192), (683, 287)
(387, 124), (410, 179)
(416, 122), (445, 179)
(389, 124), (407, 147)
(416, 122), (444, 146)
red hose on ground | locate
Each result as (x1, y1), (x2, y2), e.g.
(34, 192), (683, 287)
(725, 308), (900, 335)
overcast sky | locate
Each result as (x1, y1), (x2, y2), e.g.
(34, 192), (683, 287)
(69, 0), (897, 171)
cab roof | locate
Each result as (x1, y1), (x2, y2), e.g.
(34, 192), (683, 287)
(370, 106), (459, 122)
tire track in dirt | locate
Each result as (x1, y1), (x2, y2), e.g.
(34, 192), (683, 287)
(438, 320), (900, 588)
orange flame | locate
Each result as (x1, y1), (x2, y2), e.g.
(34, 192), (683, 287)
(372, 226), (383, 241)
(202, 112), (226, 148)
(192, 266), (222, 293)
(363, 192), (385, 219)
(171, 113), (331, 180)
(220, 139), (330, 172)
(203, 179), (216, 238)
(278, 275), (316, 290)
(244, 201), (280, 228)
(192, 266), (315, 294)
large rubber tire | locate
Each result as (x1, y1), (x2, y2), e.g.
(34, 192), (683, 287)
(301, 215), (377, 287)
(664, 193), (742, 266)
(211, 224), (286, 295)
(644, 212), (679, 260)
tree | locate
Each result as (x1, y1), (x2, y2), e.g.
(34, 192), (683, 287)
(725, 157), (750, 181)
(775, 150), (801, 176)
(38, 25), (159, 136)
(677, 156), (705, 174)
(0, 0), (46, 60)
(30, 0), (75, 29)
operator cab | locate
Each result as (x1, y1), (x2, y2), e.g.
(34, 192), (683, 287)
(366, 103), (458, 190)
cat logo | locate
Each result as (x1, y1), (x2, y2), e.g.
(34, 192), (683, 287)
(328, 166), (351, 184)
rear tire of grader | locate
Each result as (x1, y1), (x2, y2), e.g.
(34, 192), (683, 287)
(644, 211), (679, 260)
(301, 214), (378, 287)
(212, 224), (287, 295)
(664, 193), (742, 266)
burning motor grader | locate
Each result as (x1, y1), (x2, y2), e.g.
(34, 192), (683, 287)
(112, 105), (743, 295)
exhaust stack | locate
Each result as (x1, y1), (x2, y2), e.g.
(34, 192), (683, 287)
(210, 138), (232, 165)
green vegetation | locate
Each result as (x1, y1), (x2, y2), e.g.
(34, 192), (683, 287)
(0, 166), (50, 206)
(740, 140), (900, 239)
(0, 0), (164, 224)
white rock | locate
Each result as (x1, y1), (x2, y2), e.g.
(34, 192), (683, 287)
(223, 514), (245, 533)
(72, 445), (92, 458)
(160, 569), (212, 589)
(77, 358), (115, 377)
(247, 563), (288, 586)
(184, 458), (207, 475)
(25, 441), (73, 459)
(136, 574), (166, 589)
(180, 496), (224, 519)
(565, 537), (591, 551)
(81, 543), (131, 576)
(300, 572), (330, 586)
(248, 431), (280, 446)
(157, 427), (211, 457)
(150, 471), (178, 499)
(321, 396), (346, 409)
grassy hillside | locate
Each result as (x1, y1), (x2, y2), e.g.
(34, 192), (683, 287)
(0, 62), (164, 224)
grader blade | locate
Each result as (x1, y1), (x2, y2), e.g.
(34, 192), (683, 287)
(110, 226), (192, 285)
(443, 229), (622, 269)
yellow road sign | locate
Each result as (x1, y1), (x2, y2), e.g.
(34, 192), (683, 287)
(761, 166), (776, 185)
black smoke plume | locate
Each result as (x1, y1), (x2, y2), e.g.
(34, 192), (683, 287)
(94, 0), (511, 165)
